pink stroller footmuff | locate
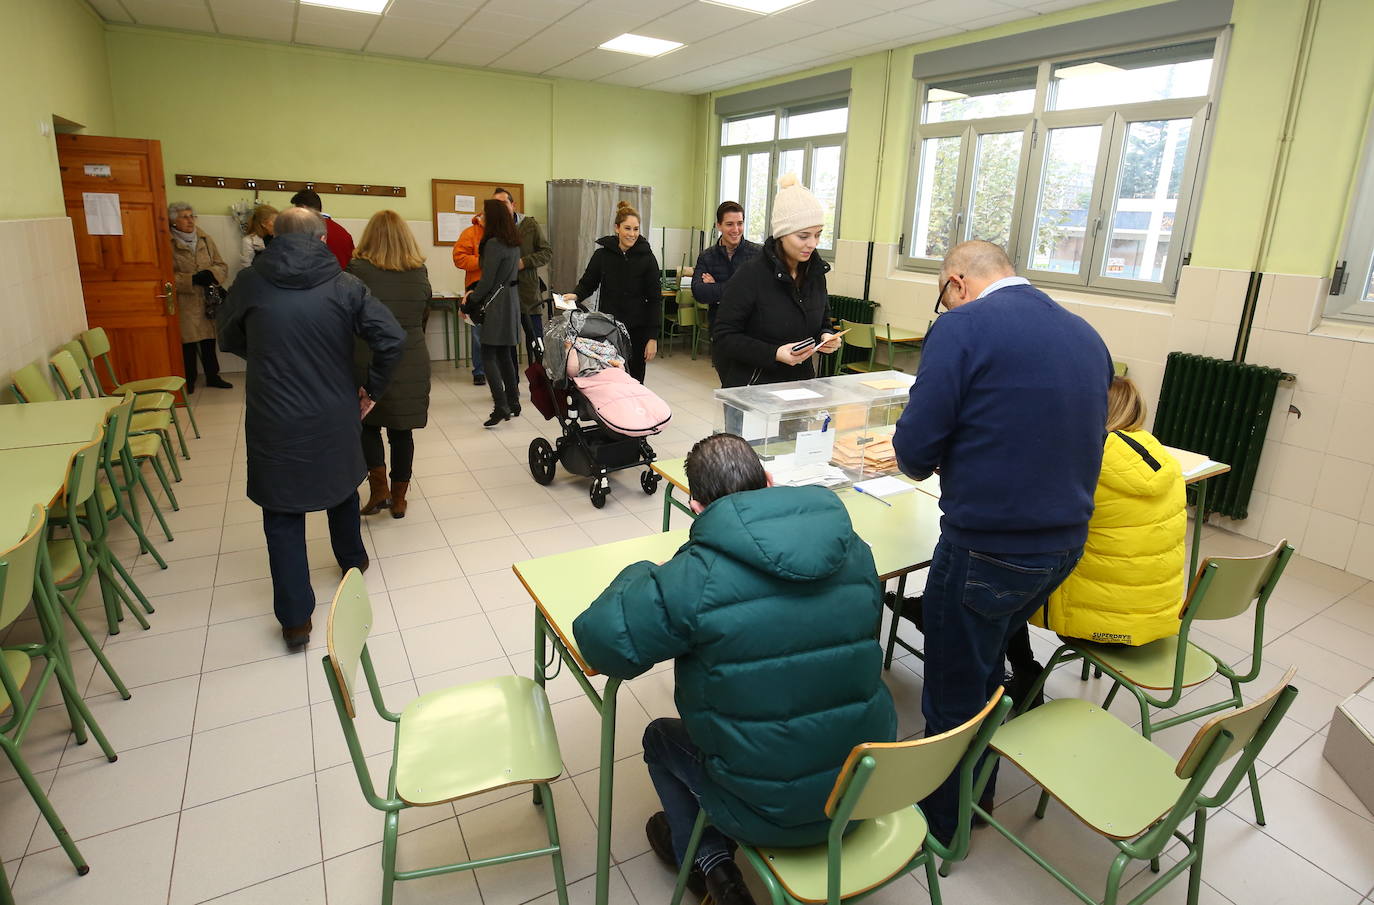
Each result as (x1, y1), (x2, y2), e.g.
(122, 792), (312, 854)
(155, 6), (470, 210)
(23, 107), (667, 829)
(573, 368), (672, 437)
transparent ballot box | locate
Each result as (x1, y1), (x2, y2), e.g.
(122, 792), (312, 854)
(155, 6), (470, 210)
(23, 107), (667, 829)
(826, 370), (914, 478)
(713, 378), (870, 486)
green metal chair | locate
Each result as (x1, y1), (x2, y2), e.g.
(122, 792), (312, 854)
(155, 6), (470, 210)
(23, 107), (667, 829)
(694, 300), (711, 357)
(80, 326), (201, 448)
(49, 350), (183, 480)
(322, 569), (571, 905)
(63, 337), (190, 457)
(1020, 540), (1293, 825)
(670, 691), (1013, 905)
(9, 362), (56, 405)
(838, 320), (895, 375)
(677, 303), (703, 360)
(977, 669), (1298, 905)
(1114, 360), (1129, 377)
(1, 502), (119, 878)
(59, 340), (102, 398)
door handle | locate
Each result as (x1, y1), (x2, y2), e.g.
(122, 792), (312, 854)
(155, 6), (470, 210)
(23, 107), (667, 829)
(156, 282), (175, 315)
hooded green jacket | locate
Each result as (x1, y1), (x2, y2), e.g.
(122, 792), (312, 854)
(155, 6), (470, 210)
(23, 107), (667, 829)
(572, 485), (896, 847)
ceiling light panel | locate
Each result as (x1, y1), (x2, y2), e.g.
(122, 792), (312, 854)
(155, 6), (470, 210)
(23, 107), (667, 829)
(599, 33), (684, 56)
(700, 0), (815, 14)
(301, 0), (389, 12)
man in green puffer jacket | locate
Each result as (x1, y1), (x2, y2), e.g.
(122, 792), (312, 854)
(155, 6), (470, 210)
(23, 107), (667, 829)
(573, 434), (896, 905)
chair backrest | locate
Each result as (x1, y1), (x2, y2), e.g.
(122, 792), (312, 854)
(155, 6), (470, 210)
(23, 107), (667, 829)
(326, 568), (375, 719)
(0, 506), (46, 633)
(1184, 540), (1290, 623)
(81, 327), (120, 390)
(826, 689), (1009, 821)
(678, 304), (697, 328)
(62, 435), (104, 511)
(839, 319), (876, 350)
(1176, 666), (1298, 780)
(49, 351), (86, 399)
(1114, 360), (1129, 377)
(11, 363), (57, 403)
(61, 340), (101, 397)
(107, 393), (135, 451)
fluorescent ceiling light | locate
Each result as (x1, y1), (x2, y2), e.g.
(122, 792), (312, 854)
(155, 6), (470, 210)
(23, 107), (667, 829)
(599, 33), (684, 56)
(701, 0), (813, 13)
(927, 88), (969, 101)
(1054, 61), (1124, 79)
(300, 0), (389, 12)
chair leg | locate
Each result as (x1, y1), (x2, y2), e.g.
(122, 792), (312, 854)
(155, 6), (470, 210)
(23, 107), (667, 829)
(56, 590), (131, 699)
(539, 782), (571, 905)
(0, 738), (89, 875)
(149, 455), (180, 510)
(670, 811), (708, 905)
(1187, 809), (1207, 905)
(179, 392), (202, 438)
(924, 855), (944, 905)
(102, 552), (155, 620)
(1080, 659), (1091, 681)
(168, 406), (191, 459)
(135, 463), (175, 541)
(381, 809), (400, 905)
(158, 431), (182, 482)
(1103, 680), (1122, 709)
(1247, 765), (1267, 826)
(1035, 789), (1050, 819)
(1103, 851), (1131, 905)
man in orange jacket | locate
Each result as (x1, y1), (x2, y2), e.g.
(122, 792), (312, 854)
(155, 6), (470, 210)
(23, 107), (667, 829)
(452, 214), (486, 385)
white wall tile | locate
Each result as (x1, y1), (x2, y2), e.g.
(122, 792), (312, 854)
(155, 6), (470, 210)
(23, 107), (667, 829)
(0, 218), (88, 400)
(1345, 340), (1374, 405)
(1252, 440), (1281, 494)
(1327, 398), (1374, 465)
(1265, 273), (1324, 334)
(1298, 335), (1355, 396)
(1174, 265), (1219, 322)
(1268, 443), (1325, 505)
(1214, 269), (1251, 322)
(1312, 456), (1374, 521)
(1348, 522), (1374, 581)
(1259, 495), (1311, 551)
(1302, 510), (1357, 570)
(1204, 321), (1237, 359)
(1281, 391), (1338, 451)
(1167, 317), (1209, 355)
(1247, 328), (1304, 372)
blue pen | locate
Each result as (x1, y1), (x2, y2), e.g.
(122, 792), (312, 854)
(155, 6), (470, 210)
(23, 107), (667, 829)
(854, 485), (892, 507)
(821, 414), (832, 432)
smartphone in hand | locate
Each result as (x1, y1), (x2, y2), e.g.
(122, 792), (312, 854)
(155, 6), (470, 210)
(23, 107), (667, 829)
(359, 387), (376, 420)
(791, 337), (818, 354)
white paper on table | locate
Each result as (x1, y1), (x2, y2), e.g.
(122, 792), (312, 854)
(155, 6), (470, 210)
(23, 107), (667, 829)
(770, 388), (822, 401)
(740, 411), (767, 442)
(82, 193), (122, 235)
(853, 476), (918, 498)
(1183, 459), (1221, 479)
(793, 429), (836, 467)
(437, 212), (463, 243)
(454, 194), (476, 213)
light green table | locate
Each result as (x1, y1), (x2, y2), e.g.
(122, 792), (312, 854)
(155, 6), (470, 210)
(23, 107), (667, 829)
(515, 478), (942, 905)
(0, 398), (116, 450)
(0, 444), (84, 536)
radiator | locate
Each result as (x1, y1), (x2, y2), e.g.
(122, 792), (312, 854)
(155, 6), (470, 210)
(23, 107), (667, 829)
(829, 295), (878, 371)
(1152, 353), (1283, 521)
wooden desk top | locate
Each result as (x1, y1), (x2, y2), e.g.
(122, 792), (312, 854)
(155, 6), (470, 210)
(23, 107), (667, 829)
(0, 398), (115, 450)
(876, 326), (926, 344)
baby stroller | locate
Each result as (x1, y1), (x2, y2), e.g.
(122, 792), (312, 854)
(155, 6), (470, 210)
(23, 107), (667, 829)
(526, 310), (672, 508)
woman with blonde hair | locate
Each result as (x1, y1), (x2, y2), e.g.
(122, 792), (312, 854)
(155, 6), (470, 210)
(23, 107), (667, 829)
(240, 204), (278, 268)
(348, 210), (431, 518)
(564, 200), (662, 382)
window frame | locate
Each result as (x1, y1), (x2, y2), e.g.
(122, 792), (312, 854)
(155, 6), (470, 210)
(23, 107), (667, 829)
(1326, 105), (1374, 324)
(900, 31), (1227, 299)
(718, 96), (849, 251)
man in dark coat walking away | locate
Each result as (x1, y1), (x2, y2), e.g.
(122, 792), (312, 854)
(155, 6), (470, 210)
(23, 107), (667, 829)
(219, 206), (405, 648)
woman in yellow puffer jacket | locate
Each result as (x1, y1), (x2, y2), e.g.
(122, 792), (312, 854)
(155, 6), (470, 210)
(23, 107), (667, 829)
(1030, 377), (1186, 646)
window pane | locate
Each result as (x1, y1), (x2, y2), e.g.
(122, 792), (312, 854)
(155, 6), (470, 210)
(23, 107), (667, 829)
(811, 145), (842, 250)
(967, 131), (1023, 251)
(719, 155), (741, 205)
(1050, 40), (1214, 111)
(783, 105), (848, 139)
(910, 136), (962, 259)
(923, 68), (1036, 123)
(1101, 118), (1191, 282)
(744, 152), (771, 243)
(1029, 125), (1102, 275)
(723, 113), (776, 146)
(778, 148), (805, 184)
(1362, 256), (1374, 303)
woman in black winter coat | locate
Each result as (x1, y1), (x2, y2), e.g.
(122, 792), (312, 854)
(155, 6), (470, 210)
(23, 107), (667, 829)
(712, 174), (842, 387)
(564, 201), (661, 382)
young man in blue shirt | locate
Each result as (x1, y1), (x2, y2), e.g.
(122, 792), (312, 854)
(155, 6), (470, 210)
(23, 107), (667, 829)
(893, 240), (1113, 843)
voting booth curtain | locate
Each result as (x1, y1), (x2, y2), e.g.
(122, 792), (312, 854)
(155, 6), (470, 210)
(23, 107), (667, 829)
(546, 179), (653, 293)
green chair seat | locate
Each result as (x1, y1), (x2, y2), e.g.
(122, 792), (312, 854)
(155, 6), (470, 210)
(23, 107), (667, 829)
(842, 362), (885, 373)
(114, 376), (184, 395)
(130, 410), (172, 433)
(395, 675), (562, 806)
(132, 391), (176, 412)
(757, 806), (928, 903)
(128, 433), (162, 459)
(46, 539), (82, 584)
(0, 651), (34, 715)
(992, 699), (1185, 839)
(1073, 636), (1218, 691)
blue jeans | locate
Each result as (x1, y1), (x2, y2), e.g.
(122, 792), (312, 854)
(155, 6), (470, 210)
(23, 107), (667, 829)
(470, 323), (484, 376)
(643, 719), (733, 872)
(261, 490), (368, 630)
(919, 538), (1082, 842)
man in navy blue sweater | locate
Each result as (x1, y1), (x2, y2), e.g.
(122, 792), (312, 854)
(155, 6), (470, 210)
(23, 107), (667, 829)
(893, 240), (1112, 844)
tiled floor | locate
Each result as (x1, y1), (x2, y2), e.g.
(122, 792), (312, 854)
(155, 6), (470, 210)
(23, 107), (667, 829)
(5, 350), (1374, 904)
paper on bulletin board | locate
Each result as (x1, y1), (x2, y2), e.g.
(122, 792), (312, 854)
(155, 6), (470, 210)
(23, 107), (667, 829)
(454, 195), (476, 213)
(437, 212), (463, 243)
(82, 192), (123, 235)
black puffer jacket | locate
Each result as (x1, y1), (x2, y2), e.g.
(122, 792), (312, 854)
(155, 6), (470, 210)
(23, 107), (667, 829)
(571, 235), (662, 329)
(219, 233), (404, 512)
(712, 238), (834, 387)
(348, 259), (431, 431)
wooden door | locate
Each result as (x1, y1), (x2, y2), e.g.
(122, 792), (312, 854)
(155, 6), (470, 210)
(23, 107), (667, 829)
(57, 135), (182, 385)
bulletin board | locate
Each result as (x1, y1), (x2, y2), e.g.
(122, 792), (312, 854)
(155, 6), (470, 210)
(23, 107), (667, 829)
(431, 179), (525, 246)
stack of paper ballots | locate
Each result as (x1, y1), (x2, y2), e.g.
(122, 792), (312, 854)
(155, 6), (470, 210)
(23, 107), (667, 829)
(831, 432), (898, 474)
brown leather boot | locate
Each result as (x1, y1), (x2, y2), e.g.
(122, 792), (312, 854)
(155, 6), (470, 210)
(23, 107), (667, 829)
(361, 466), (390, 515)
(390, 481), (410, 518)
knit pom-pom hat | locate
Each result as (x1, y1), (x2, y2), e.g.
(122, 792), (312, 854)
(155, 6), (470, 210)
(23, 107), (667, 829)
(770, 173), (826, 239)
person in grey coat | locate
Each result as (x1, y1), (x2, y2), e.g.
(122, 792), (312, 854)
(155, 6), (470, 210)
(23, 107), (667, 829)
(464, 198), (523, 427)
(219, 206), (404, 648)
(348, 210), (433, 520)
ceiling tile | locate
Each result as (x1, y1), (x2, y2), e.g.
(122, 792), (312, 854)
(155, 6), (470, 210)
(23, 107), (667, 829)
(121, 0), (214, 30)
(790, 0), (889, 29)
(725, 16), (822, 45)
(384, 0), (482, 26)
(545, 50), (636, 80)
(793, 29), (882, 53)
(841, 10), (943, 38)
(491, 31), (590, 72)
(85, 0), (134, 23)
(635, 4), (760, 44)
(461, 8), (553, 37)
(495, 0), (586, 18)
(908, 0), (1016, 25)
(214, 12), (294, 41)
(438, 27), (527, 51)
(585, 0), (687, 22)
(429, 42), (505, 66)
(1031, 0), (1096, 9)
(754, 42), (832, 65)
(295, 6), (381, 51)
(364, 14), (454, 56)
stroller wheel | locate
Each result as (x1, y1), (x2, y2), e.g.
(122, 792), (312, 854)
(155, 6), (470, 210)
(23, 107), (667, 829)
(528, 438), (557, 485)
(590, 477), (609, 509)
(640, 471), (660, 495)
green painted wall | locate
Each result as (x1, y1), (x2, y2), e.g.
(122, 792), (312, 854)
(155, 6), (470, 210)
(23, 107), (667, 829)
(103, 27), (700, 226)
(0, 0), (115, 218)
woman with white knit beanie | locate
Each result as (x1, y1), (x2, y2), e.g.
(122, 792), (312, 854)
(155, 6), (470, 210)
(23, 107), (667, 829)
(710, 174), (842, 388)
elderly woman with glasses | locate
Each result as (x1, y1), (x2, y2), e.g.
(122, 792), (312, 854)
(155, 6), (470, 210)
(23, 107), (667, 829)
(169, 202), (231, 392)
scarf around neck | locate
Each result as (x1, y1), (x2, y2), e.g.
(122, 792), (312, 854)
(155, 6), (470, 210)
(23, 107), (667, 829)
(171, 227), (198, 251)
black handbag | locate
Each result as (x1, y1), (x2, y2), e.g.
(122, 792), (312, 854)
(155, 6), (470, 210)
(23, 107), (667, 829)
(203, 283), (227, 320)
(462, 283), (505, 325)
